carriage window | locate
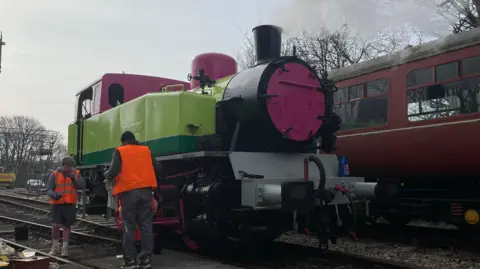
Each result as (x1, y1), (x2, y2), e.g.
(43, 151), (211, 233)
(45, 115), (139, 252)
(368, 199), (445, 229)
(366, 79), (388, 96)
(407, 76), (480, 121)
(435, 62), (458, 82)
(334, 95), (388, 130)
(349, 84), (363, 100)
(407, 68), (433, 87)
(334, 78), (389, 130)
(108, 83), (124, 108)
(334, 87), (347, 104)
(462, 56), (480, 76)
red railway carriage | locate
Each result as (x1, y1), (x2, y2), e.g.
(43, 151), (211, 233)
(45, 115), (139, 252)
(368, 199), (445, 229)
(329, 27), (480, 227)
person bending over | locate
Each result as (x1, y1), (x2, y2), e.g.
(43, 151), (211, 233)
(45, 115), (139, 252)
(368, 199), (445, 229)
(104, 131), (160, 269)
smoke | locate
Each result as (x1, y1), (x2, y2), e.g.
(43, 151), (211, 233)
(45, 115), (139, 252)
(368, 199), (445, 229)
(273, 0), (452, 39)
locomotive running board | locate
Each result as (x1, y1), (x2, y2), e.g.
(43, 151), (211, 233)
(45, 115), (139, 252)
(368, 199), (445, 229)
(155, 151), (230, 161)
(77, 151), (229, 169)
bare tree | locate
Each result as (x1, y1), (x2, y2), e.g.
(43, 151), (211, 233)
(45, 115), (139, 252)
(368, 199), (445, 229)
(436, 0), (479, 33)
(294, 25), (422, 72)
(235, 25), (423, 74)
(0, 116), (62, 176)
(49, 140), (68, 168)
(33, 131), (66, 174)
(235, 31), (297, 70)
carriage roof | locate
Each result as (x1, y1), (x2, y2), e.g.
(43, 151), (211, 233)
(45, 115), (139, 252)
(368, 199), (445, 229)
(328, 27), (480, 82)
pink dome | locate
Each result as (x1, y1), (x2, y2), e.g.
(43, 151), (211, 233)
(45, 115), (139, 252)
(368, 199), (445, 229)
(190, 53), (237, 89)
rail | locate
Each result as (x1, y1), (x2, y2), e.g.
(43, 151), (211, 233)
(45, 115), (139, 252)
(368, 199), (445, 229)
(0, 190), (455, 269)
(0, 215), (120, 244)
(0, 193), (117, 230)
(1, 238), (98, 269)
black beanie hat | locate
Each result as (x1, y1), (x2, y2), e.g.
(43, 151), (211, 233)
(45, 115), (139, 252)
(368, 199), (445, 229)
(120, 131), (136, 143)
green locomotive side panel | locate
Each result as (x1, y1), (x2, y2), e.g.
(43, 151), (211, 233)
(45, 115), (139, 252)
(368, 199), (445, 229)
(67, 123), (77, 156)
(71, 91), (216, 166)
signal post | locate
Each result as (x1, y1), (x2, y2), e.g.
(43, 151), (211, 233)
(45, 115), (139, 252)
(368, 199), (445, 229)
(0, 32), (5, 74)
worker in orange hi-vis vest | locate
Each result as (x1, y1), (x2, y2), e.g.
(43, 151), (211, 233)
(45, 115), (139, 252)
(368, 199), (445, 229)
(46, 156), (85, 257)
(104, 131), (160, 269)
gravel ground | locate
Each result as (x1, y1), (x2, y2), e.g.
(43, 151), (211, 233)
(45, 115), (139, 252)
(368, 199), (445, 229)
(269, 255), (369, 269)
(283, 258), (365, 269)
(4, 189), (478, 268)
(376, 217), (459, 230)
(0, 201), (118, 254)
(0, 203), (52, 226)
(0, 223), (117, 261)
(277, 232), (480, 269)
(273, 258), (362, 269)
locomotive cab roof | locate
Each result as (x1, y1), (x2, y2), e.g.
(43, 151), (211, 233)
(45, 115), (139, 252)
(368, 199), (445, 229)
(74, 73), (167, 96)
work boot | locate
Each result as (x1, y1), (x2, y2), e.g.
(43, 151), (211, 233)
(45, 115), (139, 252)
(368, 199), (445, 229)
(121, 259), (137, 269)
(0, 241), (15, 256)
(138, 255), (152, 269)
(60, 247), (68, 257)
(48, 245), (59, 256)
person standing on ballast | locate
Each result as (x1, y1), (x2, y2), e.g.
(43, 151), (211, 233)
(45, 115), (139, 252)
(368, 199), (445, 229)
(104, 131), (160, 269)
(46, 156), (85, 257)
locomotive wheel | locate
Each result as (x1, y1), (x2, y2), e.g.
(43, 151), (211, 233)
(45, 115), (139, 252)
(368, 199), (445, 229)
(182, 209), (231, 251)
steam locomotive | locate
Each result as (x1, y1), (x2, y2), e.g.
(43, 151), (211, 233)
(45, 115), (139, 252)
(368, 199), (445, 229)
(68, 25), (375, 249)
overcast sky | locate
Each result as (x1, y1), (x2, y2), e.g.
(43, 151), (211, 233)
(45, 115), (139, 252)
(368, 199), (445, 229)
(0, 0), (289, 136)
(0, 0), (448, 140)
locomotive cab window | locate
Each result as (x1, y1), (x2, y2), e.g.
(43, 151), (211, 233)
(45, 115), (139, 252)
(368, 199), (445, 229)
(108, 83), (124, 108)
(75, 88), (93, 121)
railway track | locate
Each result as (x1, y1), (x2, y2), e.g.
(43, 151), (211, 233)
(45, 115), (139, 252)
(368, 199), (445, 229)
(223, 241), (431, 269)
(0, 215), (120, 245)
(0, 216), (425, 269)
(7, 189), (474, 251)
(0, 190), (448, 268)
(358, 222), (478, 251)
(1, 238), (106, 269)
(0, 192), (118, 234)
(0, 212), (119, 268)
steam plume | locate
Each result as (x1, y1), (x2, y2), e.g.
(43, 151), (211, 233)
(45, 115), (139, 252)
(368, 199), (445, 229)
(273, 0), (452, 38)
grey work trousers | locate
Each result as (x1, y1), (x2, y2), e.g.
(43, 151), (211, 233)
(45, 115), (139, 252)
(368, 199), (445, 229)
(120, 187), (154, 261)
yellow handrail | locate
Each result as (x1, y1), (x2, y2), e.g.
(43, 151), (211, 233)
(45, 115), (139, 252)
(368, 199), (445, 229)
(161, 84), (185, 92)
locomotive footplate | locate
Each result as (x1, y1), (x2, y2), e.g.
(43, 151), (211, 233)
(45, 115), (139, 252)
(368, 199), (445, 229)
(281, 181), (315, 213)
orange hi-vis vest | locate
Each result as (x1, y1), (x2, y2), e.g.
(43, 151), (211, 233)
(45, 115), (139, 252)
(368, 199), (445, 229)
(113, 144), (157, 196)
(50, 169), (80, 204)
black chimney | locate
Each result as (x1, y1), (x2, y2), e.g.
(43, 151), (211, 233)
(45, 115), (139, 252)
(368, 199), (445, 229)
(252, 25), (282, 64)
